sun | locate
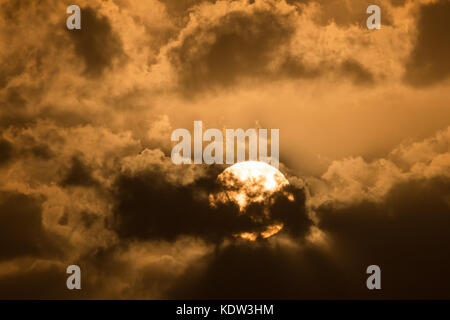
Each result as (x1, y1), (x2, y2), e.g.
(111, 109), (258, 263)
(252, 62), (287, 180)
(209, 161), (293, 240)
(212, 161), (289, 210)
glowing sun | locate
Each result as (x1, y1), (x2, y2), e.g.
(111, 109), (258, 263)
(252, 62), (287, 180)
(210, 161), (293, 240)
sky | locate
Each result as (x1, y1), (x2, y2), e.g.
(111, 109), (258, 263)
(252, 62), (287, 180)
(0, 0), (449, 299)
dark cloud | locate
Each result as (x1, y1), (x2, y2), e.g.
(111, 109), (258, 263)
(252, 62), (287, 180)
(168, 2), (383, 96)
(0, 134), (52, 169)
(57, 208), (102, 230)
(404, 1), (450, 87)
(168, 241), (357, 299)
(0, 84), (51, 130)
(169, 8), (298, 95)
(340, 59), (375, 86)
(67, 7), (126, 78)
(0, 86), (30, 129)
(0, 138), (14, 166)
(0, 192), (63, 262)
(0, 55), (26, 90)
(317, 176), (450, 298)
(60, 156), (98, 187)
(169, 176), (450, 299)
(58, 211), (69, 226)
(0, 244), (127, 299)
(278, 56), (322, 79)
(267, 184), (311, 237)
(14, 134), (55, 160)
(26, 143), (54, 160)
(112, 169), (258, 242)
(80, 210), (101, 229)
(0, 263), (81, 299)
(112, 167), (310, 243)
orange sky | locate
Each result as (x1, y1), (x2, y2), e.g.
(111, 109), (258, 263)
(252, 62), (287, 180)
(0, 0), (449, 299)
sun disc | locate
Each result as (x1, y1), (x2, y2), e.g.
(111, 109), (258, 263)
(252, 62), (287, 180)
(210, 161), (291, 240)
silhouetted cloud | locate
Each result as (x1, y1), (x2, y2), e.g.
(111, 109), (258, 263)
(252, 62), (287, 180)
(168, 6), (299, 95)
(168, 240), (351, 299)
(168, 176), (450, 299)
(317, 176), (450, 298)
(67, 7), (126, 78)
(112, 166), (310, 242)
(60, 156), (98, 187)
(0, 263), (76, 299)
(404, 0), (450, 87)
(0, 138), (14, 166)
(0, 192), (64, 262)
(340, 59), (375, 86)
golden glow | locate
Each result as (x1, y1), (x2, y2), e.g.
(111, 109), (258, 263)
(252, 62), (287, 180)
(236, 232), (258, 242)
(233, 223), (284, 242)
(212, 161), (289, 211)
(261, 223), (284, 239)
(224, 161), (287, 191)
(212, 161), (290, 240)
